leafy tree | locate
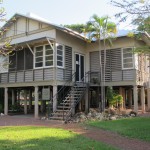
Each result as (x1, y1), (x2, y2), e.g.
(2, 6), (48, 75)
(111, 94), (123, 108)
(0, 0), (14, 56)
(64, 24), (86, 33)
(111, 0), (150, 54)
(0, 1), (23, 73)
(111, 0), (150, 27)
(128, 17), (150, 54)
(84, 14), (117, 112)
(0, 1), (13, 75)
(106, 86), (123, 108)
(135, 16), (150, 34)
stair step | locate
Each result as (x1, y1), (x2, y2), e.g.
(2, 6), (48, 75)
(72, 90), (84, 92)
(60, 101), (77, 104)
(56, 110), (69, 112)
(69, 94), (82, 96)
(62, 100), (76, 102)
(69, 93), (83, 95)
(75, 88), (85, 90)
(73, 87), (86, 89)
(52, 113), (67, 116)
(60, 103), (72, 105)
(60, 101), (78, 105)
(57, 106), (71, 109)
(49, 83), (87, 121)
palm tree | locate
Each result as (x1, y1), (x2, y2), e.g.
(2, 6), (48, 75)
(84, 14), (117, 111)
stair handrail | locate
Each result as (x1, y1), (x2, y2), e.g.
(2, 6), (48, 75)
(64, 71), (90, 122)
(48, 72), (76, 117)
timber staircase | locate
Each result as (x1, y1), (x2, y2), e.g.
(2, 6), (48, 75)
(49, 72), (89, 122)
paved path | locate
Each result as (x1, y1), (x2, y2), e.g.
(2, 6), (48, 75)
(0, 115), (150, 150)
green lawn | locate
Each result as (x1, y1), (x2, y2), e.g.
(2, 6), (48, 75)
(88, 117), (150, 142)
(0, 126), (117, 150)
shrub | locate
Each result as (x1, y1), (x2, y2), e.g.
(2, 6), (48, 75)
(106, 86), (123, 108)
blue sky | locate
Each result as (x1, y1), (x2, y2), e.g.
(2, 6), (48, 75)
(1, 0), (132, 29)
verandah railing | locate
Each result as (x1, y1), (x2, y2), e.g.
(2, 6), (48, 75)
(0, 68), (137, 84)
(89, 69), (136, 84)
(0, 68), (73, 83)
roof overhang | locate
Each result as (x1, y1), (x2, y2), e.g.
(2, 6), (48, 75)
(11, 36), (55, 46)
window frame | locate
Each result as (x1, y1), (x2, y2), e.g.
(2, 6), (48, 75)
(56, 43), (64, 68)
(34, 44), (54, 69)
(34, 45), (44, 69)
(122, 47), (135, 70)
(44, 44), (54, 68)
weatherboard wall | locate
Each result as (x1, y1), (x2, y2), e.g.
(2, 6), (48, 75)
(87, 37), (137, 85)
(87, 36), (149, 86)
(56, 30), (87, 74)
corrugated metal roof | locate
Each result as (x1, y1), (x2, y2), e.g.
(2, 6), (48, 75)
(1, 13), (149, 43)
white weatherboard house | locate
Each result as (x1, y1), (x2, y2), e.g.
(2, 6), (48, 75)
(0, 13), (150, 120)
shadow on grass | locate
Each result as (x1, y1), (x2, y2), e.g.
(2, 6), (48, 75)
(0, 127), (117, 150)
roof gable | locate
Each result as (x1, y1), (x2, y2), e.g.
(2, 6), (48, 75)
(2, 13), (52, 38)
(2, 13), (86, 41)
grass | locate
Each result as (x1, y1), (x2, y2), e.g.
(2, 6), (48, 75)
(88, 117), (150, 142)
(0, 126), (118, 150)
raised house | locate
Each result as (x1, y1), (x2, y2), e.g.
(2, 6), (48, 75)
(0, 13), (150, 120)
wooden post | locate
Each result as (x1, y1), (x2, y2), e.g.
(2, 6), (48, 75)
(147, 88), (150, 111)
(119, 87), (125, 109)
(29, 90), (32, 111)
(141, 86), (145, 113)
(4, 87), (8, 115)
(128, 88), (132, 109)
(122, 88), (126, 108)
(53, 85), (57, 112)
(34, 86), (39, 119)
(12, 89), (15, 105)
(85, 88), (89, 114)
(24, 90), (27, 115)
(40, 100), (45, 113)
(133, 85), (138, 113)
(71, 87), (75, 115)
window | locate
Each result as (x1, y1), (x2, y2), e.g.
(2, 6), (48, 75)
(0, 55), (9, 73)
(57, 44), (64, 67)
(35, 46), (43, 68)
(45, 45), (53, 66)
(34, 43), (64, 68)
(122, 48), (134, 69)
(34, 44), (54, 68)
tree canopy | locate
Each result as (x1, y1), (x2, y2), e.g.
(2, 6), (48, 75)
(111, 0), (150, 54)
(0, 0), (14, 56)
(64, 24), (86, 33)
(111, 0), (150, 33)
(111, 0), (150, 20)
(136, 16), (150, 34)
(84, 15), (117, 42)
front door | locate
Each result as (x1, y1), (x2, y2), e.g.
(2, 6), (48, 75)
(75, 54), (84, 82)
